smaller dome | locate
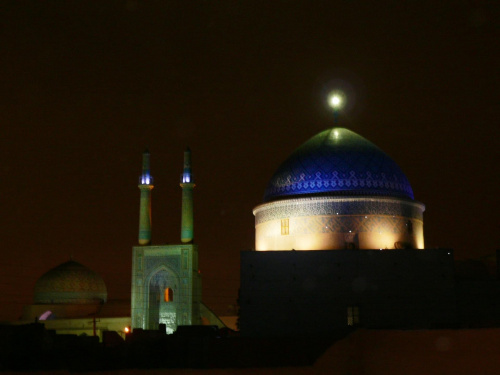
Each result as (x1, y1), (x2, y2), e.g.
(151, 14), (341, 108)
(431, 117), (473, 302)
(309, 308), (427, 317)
(34, 261), (107, 304)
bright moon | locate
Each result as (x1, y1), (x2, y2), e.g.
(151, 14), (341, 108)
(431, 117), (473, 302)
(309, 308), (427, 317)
(328, 93), (343, 109)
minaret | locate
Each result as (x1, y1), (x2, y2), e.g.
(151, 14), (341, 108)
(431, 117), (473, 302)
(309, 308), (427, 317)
(138, 149), (153, 245)
(180, 147), (195, 243)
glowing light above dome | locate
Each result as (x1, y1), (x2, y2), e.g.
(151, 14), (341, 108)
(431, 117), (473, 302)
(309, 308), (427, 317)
(328, 91), (344, 110)
(328, 94), (341, 108)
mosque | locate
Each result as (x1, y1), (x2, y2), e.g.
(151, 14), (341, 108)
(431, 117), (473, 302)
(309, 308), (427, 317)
(239, 127), (500, 337)
(129, 148), (221, 334)
(15, 125), (499, 340)
(254, 127), (424, 251)
(18, 148), (222, 339)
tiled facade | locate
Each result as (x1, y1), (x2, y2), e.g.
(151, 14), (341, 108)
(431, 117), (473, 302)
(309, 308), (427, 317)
(131, 244), (201, 333)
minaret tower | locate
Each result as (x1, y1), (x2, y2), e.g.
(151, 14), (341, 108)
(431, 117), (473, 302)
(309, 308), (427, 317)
(132, 148), (202, 332)
(138, 149), (153, 245)
(180, 147), (195, 243)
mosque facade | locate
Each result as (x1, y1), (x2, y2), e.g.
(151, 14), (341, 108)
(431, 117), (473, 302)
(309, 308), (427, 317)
(130, 149), (203, 334)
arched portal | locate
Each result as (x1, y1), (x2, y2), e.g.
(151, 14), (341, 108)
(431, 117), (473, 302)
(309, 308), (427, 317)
(147, 268), (179, 333)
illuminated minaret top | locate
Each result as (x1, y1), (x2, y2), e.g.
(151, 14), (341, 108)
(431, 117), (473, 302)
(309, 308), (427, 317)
(181, 147), (193, 184)
(138, 149), (153, 245)
(180, 147), (195, 243)
(140, 149), (152, 185)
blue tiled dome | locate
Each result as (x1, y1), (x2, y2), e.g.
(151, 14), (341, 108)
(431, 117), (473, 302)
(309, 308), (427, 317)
(264, 128), (414, 202)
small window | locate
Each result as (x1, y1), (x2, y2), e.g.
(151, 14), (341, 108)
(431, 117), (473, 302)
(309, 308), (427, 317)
(347, 306), (360, 326)
(281, 218), (289, 235)
(164, 288), (173, 302)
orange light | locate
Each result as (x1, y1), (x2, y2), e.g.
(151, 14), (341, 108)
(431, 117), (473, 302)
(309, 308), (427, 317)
(124, 326), (131, 334)
(164, 287), (173, 302)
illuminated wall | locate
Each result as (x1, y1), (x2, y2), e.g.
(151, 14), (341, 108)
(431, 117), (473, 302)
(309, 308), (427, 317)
(254, 196), (424, 250)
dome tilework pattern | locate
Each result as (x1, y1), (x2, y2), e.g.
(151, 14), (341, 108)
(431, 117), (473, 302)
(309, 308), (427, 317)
(34, 260), (107, 304)
(264, 128), (414, 202)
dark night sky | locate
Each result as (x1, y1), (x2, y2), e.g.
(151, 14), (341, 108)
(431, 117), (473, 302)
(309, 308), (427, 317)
(0, 1), (498, 321)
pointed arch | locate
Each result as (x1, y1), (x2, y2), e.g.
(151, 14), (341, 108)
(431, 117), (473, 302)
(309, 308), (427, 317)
(144, 265), (181, 332)
(145, 265), (181, 289)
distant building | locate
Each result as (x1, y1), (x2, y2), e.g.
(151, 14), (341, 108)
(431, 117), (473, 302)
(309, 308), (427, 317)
(20, 260), (130, 340)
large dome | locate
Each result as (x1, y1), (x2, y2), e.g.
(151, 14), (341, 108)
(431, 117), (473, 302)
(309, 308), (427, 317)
(264, 128), (414, 202)
(34, 261), (107, 304)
